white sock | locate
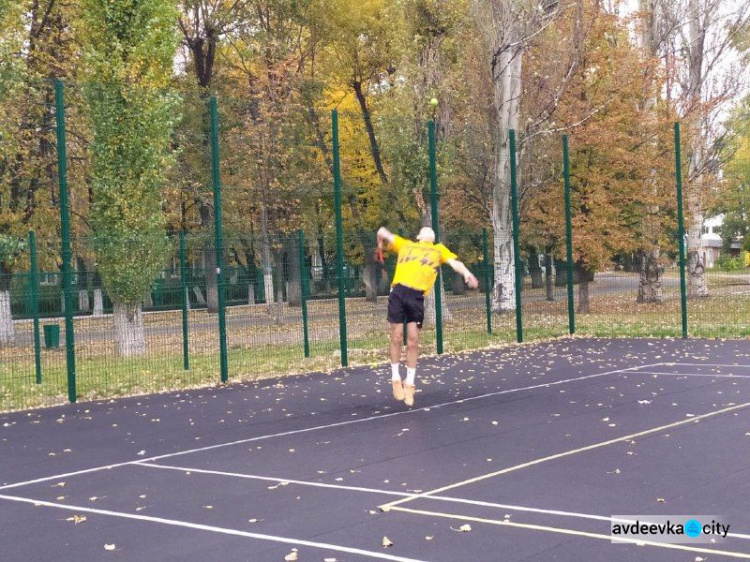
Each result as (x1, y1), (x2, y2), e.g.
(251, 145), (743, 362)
(405, 367), (416, 386)
(391, 363), (401, 382)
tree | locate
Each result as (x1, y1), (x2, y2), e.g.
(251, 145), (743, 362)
(176, 0), (252, 313)
(663, 0), (750, 296)
(522, 2), (660, 312)
(0, 0), (79, 345)
(715, 98), (750, 250)
(471, 0), (566, 312)
(81, 0), (179, 356)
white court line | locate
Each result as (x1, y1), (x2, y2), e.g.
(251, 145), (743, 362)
(634, 371), (750, 379)
(0, 363), (658, 492)
(660, 363), (750, 369)
(138, 463), (416, 498)
(0, 493), (426, 562)
(379, 400), (750, 511)
(388, 505), (750, 559)
(138, 464), (750, 541)
(419, 497), (750, 541)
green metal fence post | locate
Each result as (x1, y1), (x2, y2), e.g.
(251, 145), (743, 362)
(674, 122), (688, 339)
(428, 120), (444, 354)
(210, 97), (229, 382)
(562, 135), (576, 335)
(509, 129), (523, 343)
(482, 228), (492, 335)
(29, 231), (42, 384)
(298, 229), (310, 358)
(179, 231), (190, 370)
(332, 109), (348, 366)
(54, 79), (76, 402)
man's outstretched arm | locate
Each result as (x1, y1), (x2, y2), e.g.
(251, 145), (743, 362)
(446, 259), (479, 289)
(377, 227), (395, 248)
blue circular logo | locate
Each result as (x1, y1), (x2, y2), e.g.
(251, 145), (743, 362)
(685, 519), (702, 538)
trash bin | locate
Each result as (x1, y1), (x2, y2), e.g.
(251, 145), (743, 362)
(43, 324), (60, 349)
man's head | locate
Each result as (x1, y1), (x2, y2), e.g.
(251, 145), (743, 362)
(416, 227), (435, 243)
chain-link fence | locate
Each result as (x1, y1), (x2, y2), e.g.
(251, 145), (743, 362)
(2, 82), (749, 411)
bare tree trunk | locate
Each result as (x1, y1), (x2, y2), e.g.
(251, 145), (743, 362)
(287, 234), (302, 307)
(685, 0), (710, 298)
(200, 205), (219, 313)
(529, 252), (543, 289)
(0, 289), (14, 346)
(275, 286), (284, 325)
(636, 0), (664, 303)
(491, 47), (522, 312)
(637, 249), (662, 303)
(93, 288), (104, 317)
(545, 252), (555, 302)
(77, 257), (90, 312)
(259, 206), (274, 311)
(577, 264), (593, 313)
(92, 271), (104, 316)
(113, 301), (145, 356)
(362, 250), (379, 303)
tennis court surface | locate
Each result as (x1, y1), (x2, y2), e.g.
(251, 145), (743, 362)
(2, 337), (750, 561)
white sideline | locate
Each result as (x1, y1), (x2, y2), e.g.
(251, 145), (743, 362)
(379, 400), (750, 511)
(0, 363), (658, 491)
(634, 371), (750, 379)
(137, 463), (750, 541)
(0, 493), (427, 562)
(389, 506), (750, 559)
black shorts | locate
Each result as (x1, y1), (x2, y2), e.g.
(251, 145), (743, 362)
(387, 284), (425, 329)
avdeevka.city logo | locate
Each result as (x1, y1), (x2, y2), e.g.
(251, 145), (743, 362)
(611, 516), (730, 544)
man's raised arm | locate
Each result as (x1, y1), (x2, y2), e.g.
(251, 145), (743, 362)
(377, 227), (395, 248)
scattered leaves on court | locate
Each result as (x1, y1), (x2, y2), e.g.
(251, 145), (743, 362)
(66, 515), (87, 524)
(451, 524), (472, 532)
(284, 548), (298, 561)
(382, 536), (393, 547)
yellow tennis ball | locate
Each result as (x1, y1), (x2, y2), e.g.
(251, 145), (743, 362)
(429, 98), (439, 106)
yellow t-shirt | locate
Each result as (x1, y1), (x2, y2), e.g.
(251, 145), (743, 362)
(390, 235), (457, 295)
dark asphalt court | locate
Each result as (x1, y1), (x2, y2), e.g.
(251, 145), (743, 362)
(1, 337), (750, 561)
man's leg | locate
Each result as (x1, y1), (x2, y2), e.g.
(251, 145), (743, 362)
(390, 322), (404, 366)
(389, 322), (405, 401)
(403, 322), (419, 406)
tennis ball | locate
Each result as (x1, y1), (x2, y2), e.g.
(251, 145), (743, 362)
(429, 97), (439, 106)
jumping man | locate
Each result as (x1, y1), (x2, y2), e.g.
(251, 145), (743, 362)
(376, 226), (479, 407)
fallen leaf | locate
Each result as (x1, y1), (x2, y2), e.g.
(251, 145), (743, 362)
(104, 544), (116, 551)
(284, 549), (298, 561)
(66, 515), (87, 524)
(382, 536), (393, 547)
(451, 524), (472, 532)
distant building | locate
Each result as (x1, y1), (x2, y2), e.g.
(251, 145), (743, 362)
(700, 214), (743, 267)
(700, 216), (723, 268)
